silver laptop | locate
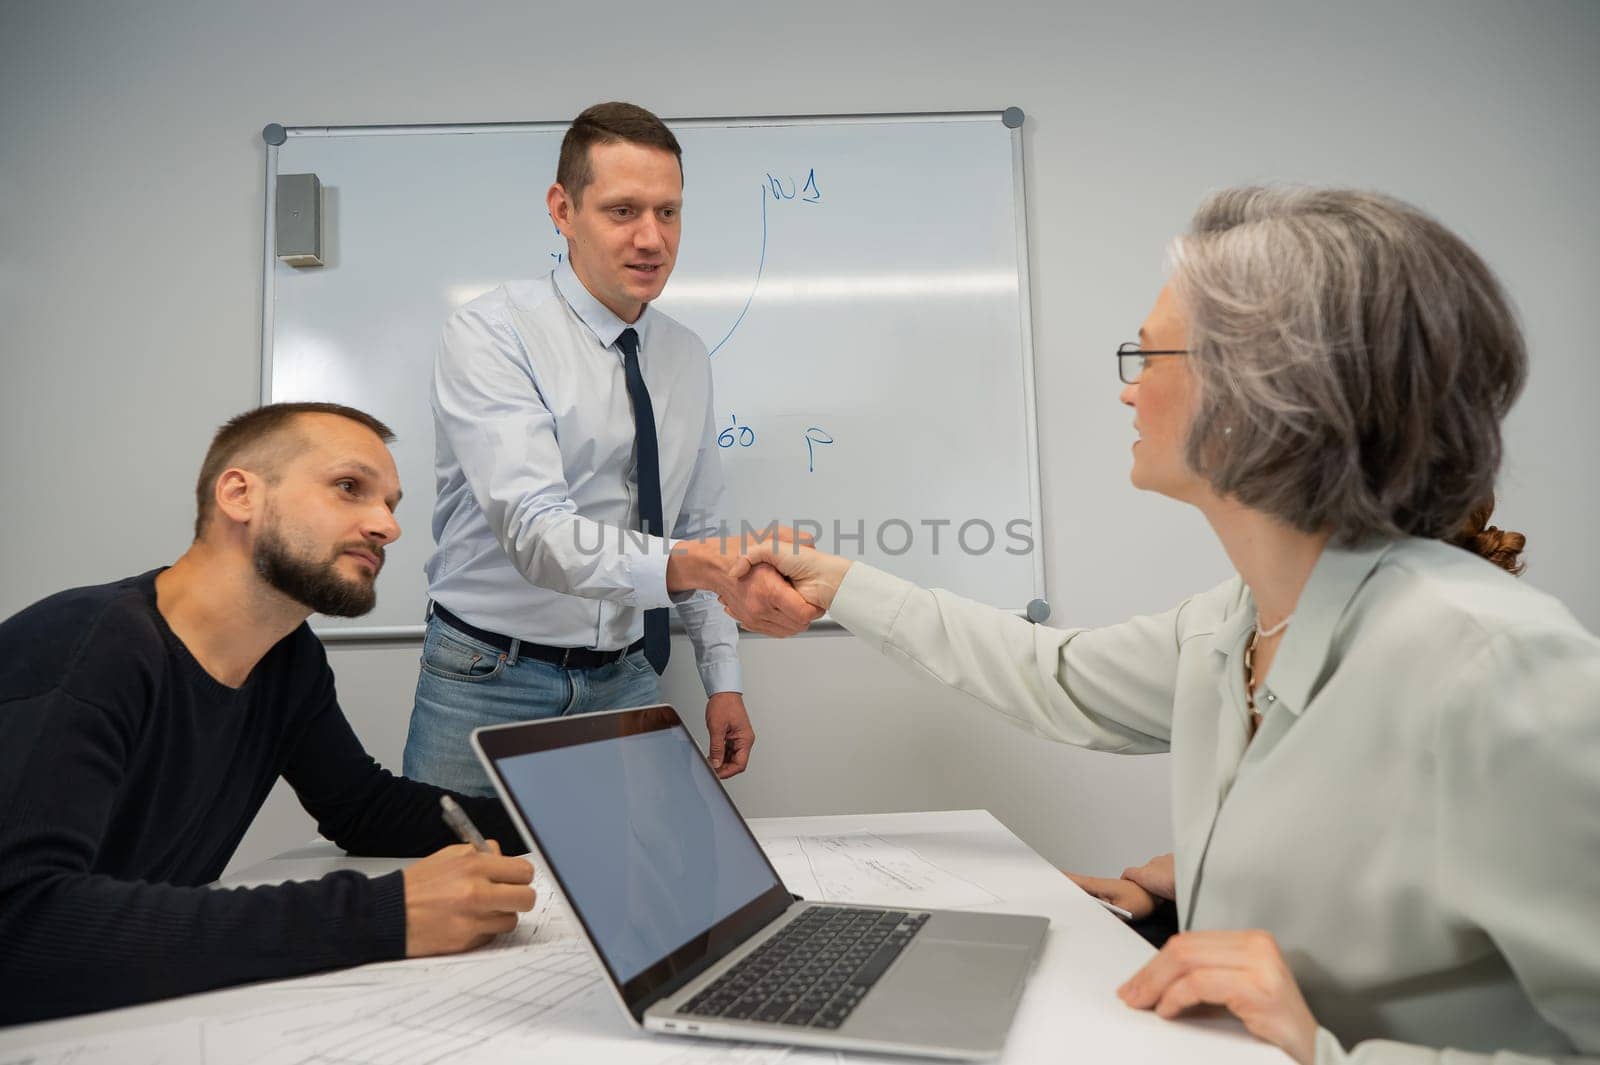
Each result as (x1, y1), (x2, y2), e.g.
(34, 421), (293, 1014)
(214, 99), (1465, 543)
(472, 705), (1048, 1060)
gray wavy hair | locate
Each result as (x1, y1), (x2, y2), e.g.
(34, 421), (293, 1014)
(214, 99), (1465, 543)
(1171, 187), (1527, 545)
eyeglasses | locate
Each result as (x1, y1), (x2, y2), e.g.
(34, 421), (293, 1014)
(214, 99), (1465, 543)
(1117, 341), (1190, 384)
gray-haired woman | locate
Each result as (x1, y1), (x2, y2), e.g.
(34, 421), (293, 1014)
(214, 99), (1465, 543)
(731, 188), (1600, 1064)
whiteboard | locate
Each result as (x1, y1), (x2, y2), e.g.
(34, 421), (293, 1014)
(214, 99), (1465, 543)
(261, 112), (1045, 637)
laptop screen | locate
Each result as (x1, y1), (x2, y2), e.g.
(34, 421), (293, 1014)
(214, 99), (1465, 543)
(475, 706), (793, 1016)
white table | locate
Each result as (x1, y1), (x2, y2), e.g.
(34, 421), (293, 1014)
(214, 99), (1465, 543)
(0, 810), (1286, 1064)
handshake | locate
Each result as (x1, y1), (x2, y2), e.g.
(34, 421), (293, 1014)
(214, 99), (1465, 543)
(667, 528), (851, 637)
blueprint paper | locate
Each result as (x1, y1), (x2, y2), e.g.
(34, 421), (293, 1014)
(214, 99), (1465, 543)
(762, 832), (1001, 909)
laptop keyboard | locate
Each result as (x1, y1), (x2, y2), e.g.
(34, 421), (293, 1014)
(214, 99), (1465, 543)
(678, 906), (930, 1029)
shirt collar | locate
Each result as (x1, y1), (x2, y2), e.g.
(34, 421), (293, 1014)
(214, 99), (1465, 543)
(1216, 538), (1397, 717)
(554, 258), (653, 352)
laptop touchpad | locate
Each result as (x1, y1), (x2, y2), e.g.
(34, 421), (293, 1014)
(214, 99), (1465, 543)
(848, 939), (1031, 1048)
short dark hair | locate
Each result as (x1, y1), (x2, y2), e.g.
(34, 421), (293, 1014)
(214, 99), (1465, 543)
(1172, 187), (1527, 547)
(555, 101), (682, 207)
(193, 402), (394, 540)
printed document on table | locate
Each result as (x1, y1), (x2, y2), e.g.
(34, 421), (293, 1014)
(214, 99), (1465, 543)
(761, 832), (1000, 909)
(204, 938), (788, 1065)
(0, 1021), (204, 1065)
(204, 942), (604, 1065)
(286, 865), (579, 988)
(0, 863), (788, 1065)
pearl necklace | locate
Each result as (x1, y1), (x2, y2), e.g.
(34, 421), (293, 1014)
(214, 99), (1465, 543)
(1255, 611), (1295, 640)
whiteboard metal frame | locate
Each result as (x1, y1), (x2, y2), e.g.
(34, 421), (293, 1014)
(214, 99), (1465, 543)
(258, 110), (1047, 641)
(1006, 115), (1050, 624)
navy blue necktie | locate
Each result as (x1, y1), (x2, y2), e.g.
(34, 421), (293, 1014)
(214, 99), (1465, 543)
(618, 327), (670, 675)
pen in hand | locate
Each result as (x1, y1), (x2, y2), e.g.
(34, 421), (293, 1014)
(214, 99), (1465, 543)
(440, 794), (492, 853)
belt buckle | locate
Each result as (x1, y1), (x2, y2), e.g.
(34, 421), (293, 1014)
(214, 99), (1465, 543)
(560, 647), (575, 669)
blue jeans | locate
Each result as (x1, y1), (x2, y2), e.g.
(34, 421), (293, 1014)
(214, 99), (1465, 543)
(403, 614), (661, 797)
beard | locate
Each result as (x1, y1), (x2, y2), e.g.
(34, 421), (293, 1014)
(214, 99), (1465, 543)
(252, 518), (382, 618)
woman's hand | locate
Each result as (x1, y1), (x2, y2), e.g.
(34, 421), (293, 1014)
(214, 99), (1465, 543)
(1118, 930), (1319, 1065)
(727, 542), (852, 614)
(1063, 871), (1159, 920)
(1121, 852), (1176, 901)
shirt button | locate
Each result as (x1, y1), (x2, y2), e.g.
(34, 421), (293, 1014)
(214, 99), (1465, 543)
(1264, 692), (1277, 703)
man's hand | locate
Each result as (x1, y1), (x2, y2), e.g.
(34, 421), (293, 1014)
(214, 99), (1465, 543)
(666, 528), (820, 637)
(719, 562), (822, 636)
(1122, 852), (1176, 901)
(1063, 871), (1159, 920)
(729, 542), (853, 613)
(1118, 930), (1319, 1065)
(402, 841), (536, 957)
(705, 691), (755, 778)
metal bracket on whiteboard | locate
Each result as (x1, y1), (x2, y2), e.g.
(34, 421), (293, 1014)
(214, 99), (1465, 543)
(1025, 599), (1051, 623)
(1002, 107), (1025, 129)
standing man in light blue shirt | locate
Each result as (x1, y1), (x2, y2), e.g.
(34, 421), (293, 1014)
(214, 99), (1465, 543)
(405, 102), (816, 797)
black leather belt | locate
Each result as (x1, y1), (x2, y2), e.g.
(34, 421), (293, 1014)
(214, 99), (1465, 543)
(431, 603), (645, 670)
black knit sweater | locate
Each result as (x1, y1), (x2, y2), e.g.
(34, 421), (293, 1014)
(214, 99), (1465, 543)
(0, 570), (519, 1023)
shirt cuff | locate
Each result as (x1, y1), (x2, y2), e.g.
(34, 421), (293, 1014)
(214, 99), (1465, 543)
(700, 656), (743, 696)
(828, 562), (916, 649)
(631, 537), (676, 610)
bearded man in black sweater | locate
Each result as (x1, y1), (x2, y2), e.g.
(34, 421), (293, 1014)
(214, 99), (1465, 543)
(0, 402), (537, 1024)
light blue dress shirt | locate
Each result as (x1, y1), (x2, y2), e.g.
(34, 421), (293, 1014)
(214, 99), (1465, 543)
(426, 261), (740, 695)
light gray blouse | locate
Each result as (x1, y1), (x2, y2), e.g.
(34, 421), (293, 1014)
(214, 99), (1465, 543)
(829, 537), (1600, 1063)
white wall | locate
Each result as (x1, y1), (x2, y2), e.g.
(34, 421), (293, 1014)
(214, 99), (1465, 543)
(3, 0), (1596, 877)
